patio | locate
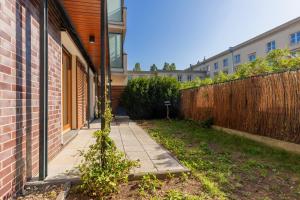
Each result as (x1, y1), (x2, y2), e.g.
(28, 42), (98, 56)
(45, 120), (188, 182)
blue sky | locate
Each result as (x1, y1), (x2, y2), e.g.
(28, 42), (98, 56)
(125, 0), (300, 70)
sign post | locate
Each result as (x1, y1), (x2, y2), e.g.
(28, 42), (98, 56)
(164, 101), (171, 120)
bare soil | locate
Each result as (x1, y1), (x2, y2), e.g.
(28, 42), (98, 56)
(67, 177), (205, 200)
(16, 184), (64, 200)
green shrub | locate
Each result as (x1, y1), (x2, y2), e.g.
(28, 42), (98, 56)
(235, 57), (273, 78)
(122, 76), (180, 119)
(213, 71), (230, 83)
(77, 104), (137, 198)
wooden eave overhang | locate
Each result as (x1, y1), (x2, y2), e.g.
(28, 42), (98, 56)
(60, 0), (103, 73)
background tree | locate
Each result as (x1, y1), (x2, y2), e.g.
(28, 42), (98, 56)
(170, 63), (176, 70)
(133, 63), (141, 71)
(150, 64), (158, 72)
(163, 62), (176, 71)
(163, 62), (170, 71)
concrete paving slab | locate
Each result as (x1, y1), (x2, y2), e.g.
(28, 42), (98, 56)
(45, 120), (188, 183)
(112, 122), (189, 176)
(126, 151), (151, 161)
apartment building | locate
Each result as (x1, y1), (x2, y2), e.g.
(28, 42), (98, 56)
(190, 17), (300, 78)
(108, 0), (128, 113)
(0, 0), (118, 198)
(127, 70), (207, 82)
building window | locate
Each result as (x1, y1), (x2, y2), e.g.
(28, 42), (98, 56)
(108, 0), (122, 22)
(178, 75), (182, 82)
(234, 54), (241, 64)
(248, 53), (256, 62)
(214, 62), (219, 70)
(109, 33), (123, 68)
(187, 75), (192, 81)
(223, 58), (229, 67)
(267, 40), (276, 52)
(223, 69), (229, 74)
(290, 31), (300, 45)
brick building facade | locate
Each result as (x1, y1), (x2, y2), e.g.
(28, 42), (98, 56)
(0, 0), (108, 198)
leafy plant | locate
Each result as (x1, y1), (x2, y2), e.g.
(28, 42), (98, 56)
(77, 102), (137, 198)
(138, 174), (163, 197)
(165, 190), (202, 200)
(122, 76), (180, 119)
(213, 71), (230, 83)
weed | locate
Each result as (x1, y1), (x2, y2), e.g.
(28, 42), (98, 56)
(167, 172), (175, 180)
(180, 172), (189, 182)
(138, 174), (163, 197)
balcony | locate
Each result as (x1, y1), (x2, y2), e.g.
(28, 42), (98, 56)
(108, 0), (127, 34)
(111, 53), (127, 73)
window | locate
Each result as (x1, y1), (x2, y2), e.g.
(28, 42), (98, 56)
(248, 53), (256, 62)
(109, 33), (123, 68)
(187, 75), (192, 81)
(214, 62), (219, 70)
(290, 32), (300, 45)
(234, 54), (241, 64)
(178, 75), (182, 82)
(267, 40), (276, 52)
(223, 58), (229, 67)
(108, 0), (122, 22)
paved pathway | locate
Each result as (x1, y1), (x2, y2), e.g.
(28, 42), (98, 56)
(46, 120), (188, 182)
(111, 122), (188, 175)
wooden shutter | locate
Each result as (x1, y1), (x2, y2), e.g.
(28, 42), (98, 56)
(77, 59), (88, 129)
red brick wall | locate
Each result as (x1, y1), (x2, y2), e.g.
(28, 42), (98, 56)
(0, 0), (62, 199)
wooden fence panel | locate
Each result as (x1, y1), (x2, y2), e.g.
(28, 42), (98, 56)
(180, 70), (300, 144)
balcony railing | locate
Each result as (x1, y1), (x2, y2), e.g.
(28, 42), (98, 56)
(108, 0), (126, 24)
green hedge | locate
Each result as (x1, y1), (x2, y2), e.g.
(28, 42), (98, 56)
(121, 77), (180, 119)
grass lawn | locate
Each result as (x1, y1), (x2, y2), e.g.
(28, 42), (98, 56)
(67, 119), (300, 200)
(138, 120), (300, 200)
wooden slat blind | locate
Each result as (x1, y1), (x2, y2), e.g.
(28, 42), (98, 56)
(77, 59), (88, 129)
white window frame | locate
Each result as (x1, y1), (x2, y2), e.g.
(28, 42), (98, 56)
(223, 58), (229, 67)
(266, 40), (276, 52)
(214, 62), (219, 71)
(234, 54), (241, 64)
(248, 53), (256, 62)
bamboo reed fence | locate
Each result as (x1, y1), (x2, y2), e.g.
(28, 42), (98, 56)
(180, 70), (300, 144)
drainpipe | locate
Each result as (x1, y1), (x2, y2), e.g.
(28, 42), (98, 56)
(105, 9), (112, 108)
(39, 0), (48, 180)
(229, 47), (235, 73)
(100, 0), (108, 130)
(87, 66), (90, 129)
